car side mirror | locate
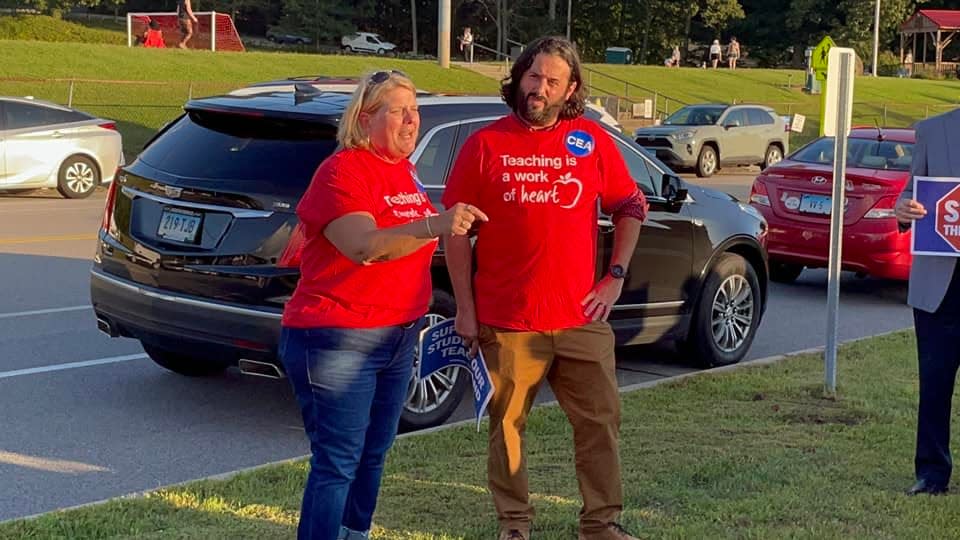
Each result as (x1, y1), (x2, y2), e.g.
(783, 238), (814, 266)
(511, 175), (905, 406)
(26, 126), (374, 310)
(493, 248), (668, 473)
(724, 123), (739, 130)
(661, 174), (688, 204)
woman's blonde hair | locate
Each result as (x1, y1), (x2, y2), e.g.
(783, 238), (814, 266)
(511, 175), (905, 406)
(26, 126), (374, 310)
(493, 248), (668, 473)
(337, 70), (417, 150)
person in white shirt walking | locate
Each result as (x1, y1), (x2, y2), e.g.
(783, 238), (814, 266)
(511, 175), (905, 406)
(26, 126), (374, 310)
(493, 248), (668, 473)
(459, 27), (474, 63)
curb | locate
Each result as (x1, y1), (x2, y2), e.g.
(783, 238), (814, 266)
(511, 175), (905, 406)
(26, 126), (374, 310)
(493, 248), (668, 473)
(3, 326), (912, 525)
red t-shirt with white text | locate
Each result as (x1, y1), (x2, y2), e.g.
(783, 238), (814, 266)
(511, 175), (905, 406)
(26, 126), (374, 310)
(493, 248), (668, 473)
(282, 148), (437, 329)
(442, 115), (640, 331)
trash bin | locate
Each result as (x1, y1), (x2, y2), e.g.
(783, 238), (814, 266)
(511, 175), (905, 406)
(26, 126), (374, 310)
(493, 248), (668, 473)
(605, 47), (632, 65)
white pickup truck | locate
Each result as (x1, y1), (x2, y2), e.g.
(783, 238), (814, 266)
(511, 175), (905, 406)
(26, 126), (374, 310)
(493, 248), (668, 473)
(341, 32), (397, 55)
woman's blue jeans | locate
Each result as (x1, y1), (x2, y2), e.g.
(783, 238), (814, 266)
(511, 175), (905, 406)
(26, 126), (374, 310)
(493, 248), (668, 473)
(279, 319), (423, 540)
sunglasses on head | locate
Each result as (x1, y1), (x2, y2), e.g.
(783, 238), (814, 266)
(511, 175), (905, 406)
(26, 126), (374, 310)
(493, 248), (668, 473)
(369, 70), (406, 85)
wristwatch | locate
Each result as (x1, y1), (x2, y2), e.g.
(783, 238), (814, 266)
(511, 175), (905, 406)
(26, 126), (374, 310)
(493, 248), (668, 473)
(608, 264), (626, 279)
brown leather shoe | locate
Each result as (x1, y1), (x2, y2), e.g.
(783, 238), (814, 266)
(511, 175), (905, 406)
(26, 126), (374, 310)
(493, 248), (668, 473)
(578, 522), (639, 540)
(498, 529), (528, 540)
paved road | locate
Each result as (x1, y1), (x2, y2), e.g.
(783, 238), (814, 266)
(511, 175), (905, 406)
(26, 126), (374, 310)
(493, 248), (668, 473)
(0, 172), (913, 521)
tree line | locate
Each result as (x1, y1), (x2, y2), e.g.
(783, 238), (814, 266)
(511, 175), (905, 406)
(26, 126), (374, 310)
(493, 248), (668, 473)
(8, 0), (960, 66)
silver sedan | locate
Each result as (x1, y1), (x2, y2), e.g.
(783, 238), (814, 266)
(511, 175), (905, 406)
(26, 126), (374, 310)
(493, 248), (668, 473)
(1, 97), (123, 198)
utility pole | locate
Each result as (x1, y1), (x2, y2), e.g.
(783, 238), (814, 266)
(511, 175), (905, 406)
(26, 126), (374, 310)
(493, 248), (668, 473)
(411, 0), (418, 56)
(872, 0), (881, 77)
(566, 0), (572, 40)
(439, 0), (450, 68)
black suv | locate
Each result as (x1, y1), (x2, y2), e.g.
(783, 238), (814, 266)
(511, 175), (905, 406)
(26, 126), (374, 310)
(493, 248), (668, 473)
(91, 90), (769, 430)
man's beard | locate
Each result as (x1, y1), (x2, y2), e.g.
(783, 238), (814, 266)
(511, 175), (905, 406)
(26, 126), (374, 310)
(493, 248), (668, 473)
(517, 92), (564, 126)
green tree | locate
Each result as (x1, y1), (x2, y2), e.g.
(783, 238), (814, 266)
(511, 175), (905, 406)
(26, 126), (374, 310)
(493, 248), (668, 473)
(699, 0), (745, 38)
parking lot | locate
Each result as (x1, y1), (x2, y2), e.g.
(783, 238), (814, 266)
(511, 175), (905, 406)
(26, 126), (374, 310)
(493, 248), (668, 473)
(0, 170), (915, 521)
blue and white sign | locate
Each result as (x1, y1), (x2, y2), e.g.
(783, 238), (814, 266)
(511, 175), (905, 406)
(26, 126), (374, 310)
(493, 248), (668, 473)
(418, 318), (494, 431)
(911, 176), (960, 257)
(565, 130), (594, 157)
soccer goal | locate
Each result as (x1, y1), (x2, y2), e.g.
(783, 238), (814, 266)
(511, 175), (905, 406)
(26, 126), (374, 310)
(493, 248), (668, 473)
(126, 12), (245, 52)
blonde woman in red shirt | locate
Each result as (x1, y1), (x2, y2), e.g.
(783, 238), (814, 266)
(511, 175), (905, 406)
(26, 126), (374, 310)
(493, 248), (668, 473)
(280, 70), (487, 540)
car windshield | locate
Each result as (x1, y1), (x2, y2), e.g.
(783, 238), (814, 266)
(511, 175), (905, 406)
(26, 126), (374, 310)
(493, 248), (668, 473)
(791, 136), (914, 171)
(663, 106), (726, 126)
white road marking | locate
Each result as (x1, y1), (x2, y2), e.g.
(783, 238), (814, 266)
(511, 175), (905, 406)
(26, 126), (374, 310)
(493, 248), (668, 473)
(0, 354), (148, 380)
(0, 305), (91, 319)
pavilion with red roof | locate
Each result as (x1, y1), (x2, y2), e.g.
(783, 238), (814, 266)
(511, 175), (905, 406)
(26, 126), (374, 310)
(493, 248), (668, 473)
(900, 9), (960, 73)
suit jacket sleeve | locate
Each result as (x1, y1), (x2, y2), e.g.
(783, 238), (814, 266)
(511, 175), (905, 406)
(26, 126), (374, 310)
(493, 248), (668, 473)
(898, 121), (929, 232)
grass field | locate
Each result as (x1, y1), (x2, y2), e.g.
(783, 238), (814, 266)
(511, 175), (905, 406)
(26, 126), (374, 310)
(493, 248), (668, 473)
(2, 14), (960, 155)
(3, 331), (960, 539)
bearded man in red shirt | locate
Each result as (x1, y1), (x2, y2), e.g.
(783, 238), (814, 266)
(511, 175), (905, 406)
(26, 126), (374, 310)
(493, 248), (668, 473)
(443, 36), (648, 540)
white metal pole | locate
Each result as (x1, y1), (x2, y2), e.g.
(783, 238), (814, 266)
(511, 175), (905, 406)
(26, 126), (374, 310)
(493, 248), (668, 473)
(824, 48), (855, 396)
(127, 13), (132, 48)
(872, 0), (881, 77)
(438, 0), (450, 68)
(566, 0), (572, 40)
(210, 11), (217, 52)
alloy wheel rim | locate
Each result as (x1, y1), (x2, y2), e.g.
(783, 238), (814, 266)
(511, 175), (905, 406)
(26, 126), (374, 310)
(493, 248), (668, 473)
(406, 312), (462, 415)
(767, 148), (783, 167)
(703, 151), (717, 175)
(710, 275), (754, 353)
(65, 162), (95, 194)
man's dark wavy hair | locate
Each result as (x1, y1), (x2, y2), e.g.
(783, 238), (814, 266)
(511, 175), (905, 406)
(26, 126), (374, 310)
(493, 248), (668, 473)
(500, 36), (587, 120)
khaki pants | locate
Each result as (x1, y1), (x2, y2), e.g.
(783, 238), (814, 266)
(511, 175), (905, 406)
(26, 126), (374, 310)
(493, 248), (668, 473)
(479, 321), (622, 537)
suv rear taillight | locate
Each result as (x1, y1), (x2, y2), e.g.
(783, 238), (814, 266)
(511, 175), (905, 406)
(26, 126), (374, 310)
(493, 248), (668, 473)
(864, 196), (897, 219)
(98, 122), (118, 131)
(278, 222), (306, 268)
(750, 179), (770, 206)
(101, 171), (120, 236)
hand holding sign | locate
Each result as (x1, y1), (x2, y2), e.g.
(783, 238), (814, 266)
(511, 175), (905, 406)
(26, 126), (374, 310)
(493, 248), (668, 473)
(419, 318), (494, 430)
(896, 198), (928, 224)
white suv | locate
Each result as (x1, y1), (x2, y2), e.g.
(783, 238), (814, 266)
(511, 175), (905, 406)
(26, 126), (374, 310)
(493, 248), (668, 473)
(341, 32), (397, 55)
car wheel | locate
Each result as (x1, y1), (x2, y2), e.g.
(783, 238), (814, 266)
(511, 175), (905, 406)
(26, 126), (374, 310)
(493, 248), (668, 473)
(142, 343), (231, 376)
(696, 145), (718, 177)
(684, 253), (761, 367)
(399, 289), (470, 431)
(769, 260), (804, 283)
(296, 38), (305, 45)
(761, 144), (783, 170)
(344, 45), (353, 53)
(377, 48), (385, 55)
(57, 155), (99, 199)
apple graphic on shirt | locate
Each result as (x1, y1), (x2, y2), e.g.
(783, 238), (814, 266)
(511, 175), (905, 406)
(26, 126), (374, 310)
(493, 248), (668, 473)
(555, 172), (583, 209)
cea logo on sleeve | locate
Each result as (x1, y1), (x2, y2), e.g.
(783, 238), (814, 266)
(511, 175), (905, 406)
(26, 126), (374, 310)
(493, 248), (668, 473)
(565, 130), (594, 157)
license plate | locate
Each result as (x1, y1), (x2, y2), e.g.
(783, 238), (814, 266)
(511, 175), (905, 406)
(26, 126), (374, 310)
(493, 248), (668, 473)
(799, 194), (831, 215)
(157, 207), (202, 243)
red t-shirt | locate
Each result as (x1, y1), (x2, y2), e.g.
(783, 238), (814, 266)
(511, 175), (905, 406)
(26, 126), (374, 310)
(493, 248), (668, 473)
(442, 114), (640, 331)
(282, 148), (438, 329)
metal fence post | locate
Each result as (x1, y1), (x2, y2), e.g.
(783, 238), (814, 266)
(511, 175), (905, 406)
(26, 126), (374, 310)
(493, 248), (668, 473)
(68, 79), (75, 108)
(653, 92), (658, 118)
(883, 104), (887, 125)
(188, 82), (194, 101)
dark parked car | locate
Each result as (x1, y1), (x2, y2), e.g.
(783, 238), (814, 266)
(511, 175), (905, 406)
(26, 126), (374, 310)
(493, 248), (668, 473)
(90, 90), (769, 430)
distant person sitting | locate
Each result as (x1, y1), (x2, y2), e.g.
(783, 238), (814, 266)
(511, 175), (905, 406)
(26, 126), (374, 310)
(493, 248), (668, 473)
(667, 45), (681, 67)
(143, 20), (166, 49)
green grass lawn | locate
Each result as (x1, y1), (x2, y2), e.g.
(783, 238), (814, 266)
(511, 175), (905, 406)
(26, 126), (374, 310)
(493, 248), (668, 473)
(0, 15), (125, 45)
(0, 39), (499, 153)
(4, 330), (960, 539)
(2, 22), (960, 156)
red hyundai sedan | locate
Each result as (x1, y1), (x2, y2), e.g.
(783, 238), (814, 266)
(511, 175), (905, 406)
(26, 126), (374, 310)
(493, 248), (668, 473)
(748, 127), (915, 282)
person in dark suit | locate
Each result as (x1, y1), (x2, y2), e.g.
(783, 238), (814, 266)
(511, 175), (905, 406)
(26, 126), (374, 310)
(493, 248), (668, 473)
(895, 108), (960, 495)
